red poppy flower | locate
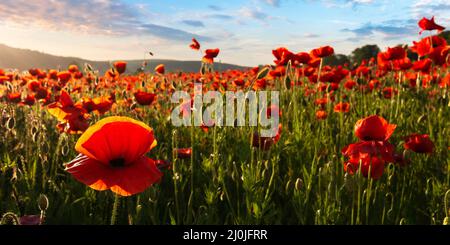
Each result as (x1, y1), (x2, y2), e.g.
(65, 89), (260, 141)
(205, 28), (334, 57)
(176, 148), (192, 159)
(28, 68), (40, 76)
(294, 52), (311, 64)
(81, 97), (96, 113)
(342, 141), (395, 179)
(134, 90), (157, 105)
(412, 58), (432, 73)
(27, 80), (41, 92)
(310, 46), (334, 58)
(385, 47), (406, 61)
(35, 87), (49, 100)
(232, 78), (245, 87)
(272, 47), (295, 66)
(92, 96), (113, 115)
(369, 79), (381, 91)
(315, 97), (329, 107)
(57, 71), (72, 84)
(74, 71), (83, 79)
(202, 49), (220, 64)
(48, 90), (89, 134)
(334, 102), (350, 113)
(114, 61), (127, 74)
(404, 134), (435, 154)
(65, 116), (162, 196)
(308, 58), (321, 68)
(269, 66), (286, 78)
(189, 38), (201, 50)
(68, 65), (79, 73)
(393, 57), (412, 71)
(316, 110), (328, 120)
(253, 79), (267, 90)
(57, 112), (90, 134)
(47, 69), (58, 80)
(428, 45), (449, 65)
(354, 115), (396, 141)
(344, 80), (357, 90)
(440, 73), (450, 88)
(418, 16), (445, 34)
(7, 92), (21, 103)
(382, 87), (398, 99)
(0, 75), (10, 84)
(155, 64), (165, 74)
(21, 94), (36, 106)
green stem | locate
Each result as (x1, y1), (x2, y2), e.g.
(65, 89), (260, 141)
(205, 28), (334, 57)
(110, 194), (120, 225)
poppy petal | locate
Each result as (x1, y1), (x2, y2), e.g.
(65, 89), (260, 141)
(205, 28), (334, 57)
(47, 103), (70, 121)
(65, 154), (111, 191)
(66, 155), (162, 196)
(75, 116), (157, 165)
(384, 123), (397, 141)
(60, 90), (74, 107)
(109, 157), (162, 196)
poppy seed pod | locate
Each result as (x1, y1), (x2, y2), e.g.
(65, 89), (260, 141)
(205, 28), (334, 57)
(295, 178), (303, 191)
(38, 194), (49, 211)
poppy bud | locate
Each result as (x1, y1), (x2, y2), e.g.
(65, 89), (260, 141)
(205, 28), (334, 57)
(256, 66), (270, 80)
(38, 194), (49, 211)
(6, 117), (15, 130)
(295, 178), (303, 191)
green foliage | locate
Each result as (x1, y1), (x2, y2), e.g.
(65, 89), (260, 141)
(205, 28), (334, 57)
(0, 72), (449, 225)
(323, 54), (350, 66)
(351, 44), (381, 65)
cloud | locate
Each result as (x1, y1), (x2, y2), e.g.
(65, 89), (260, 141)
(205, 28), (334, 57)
(207, 14), (234, 20)
(303, 33), (321, 38)
(208, 5), (223, 11)
(411, 0), (450, 26)
(342, 19), (417, 41)
(320, 0), (375, 8)
(239, 7), (269, 22)
(0, 0), (212, 42)
(181, 20), (205, 27)
(263, 0), (281, 7)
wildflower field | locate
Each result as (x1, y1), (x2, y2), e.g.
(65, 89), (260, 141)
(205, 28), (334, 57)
(0, 17), (449, 225)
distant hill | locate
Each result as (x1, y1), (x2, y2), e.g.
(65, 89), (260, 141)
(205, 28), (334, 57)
(0, 43), (249, 73)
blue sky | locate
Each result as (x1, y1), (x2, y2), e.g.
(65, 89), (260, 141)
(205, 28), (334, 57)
(0, 0), (448, 66)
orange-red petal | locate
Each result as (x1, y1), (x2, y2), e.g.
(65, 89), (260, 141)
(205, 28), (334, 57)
(75, 116), (157, 164)
(66, 154), (162, 196)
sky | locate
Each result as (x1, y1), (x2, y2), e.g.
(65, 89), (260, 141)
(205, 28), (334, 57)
(0, 0), (448, 66)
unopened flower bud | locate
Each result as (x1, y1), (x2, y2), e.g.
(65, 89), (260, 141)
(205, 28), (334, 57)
(38, 194), (49, 211)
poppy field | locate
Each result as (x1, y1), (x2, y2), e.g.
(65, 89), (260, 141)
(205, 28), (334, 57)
(0, 16), (450, 225)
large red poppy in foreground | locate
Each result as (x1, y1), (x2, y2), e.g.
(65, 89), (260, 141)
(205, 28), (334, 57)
(65, 116), (162, 196)
(354, 115), (396, 141)
(342, 141), (395, 179)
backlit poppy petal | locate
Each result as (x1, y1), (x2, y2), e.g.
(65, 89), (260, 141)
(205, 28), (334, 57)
(109, 157), (162, 196)
(59, 90), (74, 107)
(65, 154), (111, 190)
(354, 115), (396, 141)
(66, 154), (162, 196)
(75, 116), (157, 165)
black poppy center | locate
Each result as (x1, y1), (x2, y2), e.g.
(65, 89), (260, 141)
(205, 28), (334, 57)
(109, 158), (126, 168)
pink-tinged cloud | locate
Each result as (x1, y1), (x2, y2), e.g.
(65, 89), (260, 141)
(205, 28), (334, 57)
(0, 0), (212, 41)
